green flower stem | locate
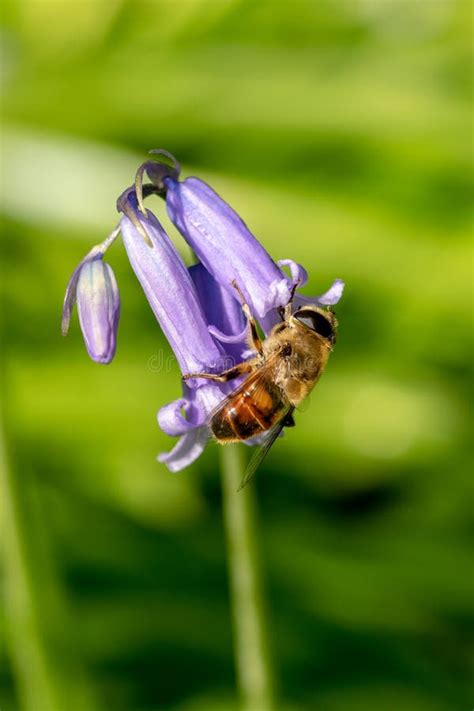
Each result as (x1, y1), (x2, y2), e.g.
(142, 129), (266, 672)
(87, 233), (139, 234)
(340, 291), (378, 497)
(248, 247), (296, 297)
(219, 444), (275, 711)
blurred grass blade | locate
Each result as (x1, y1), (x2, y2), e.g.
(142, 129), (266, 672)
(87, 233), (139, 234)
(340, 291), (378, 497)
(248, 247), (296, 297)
(0, 409), (99, 711)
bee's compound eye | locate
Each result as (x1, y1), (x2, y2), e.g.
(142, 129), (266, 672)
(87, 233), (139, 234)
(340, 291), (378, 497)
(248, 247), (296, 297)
(294, 309), (334, 339)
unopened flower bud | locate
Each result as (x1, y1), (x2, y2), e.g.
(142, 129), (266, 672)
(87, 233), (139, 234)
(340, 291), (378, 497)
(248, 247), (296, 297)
(63, 256), (120, 364)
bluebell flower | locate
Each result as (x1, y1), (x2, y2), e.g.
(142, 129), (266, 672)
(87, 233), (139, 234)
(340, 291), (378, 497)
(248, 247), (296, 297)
(118, 188), (225, 376)
(63, 150), (345, 472)
(134, 152), (344, 337)
(117, 187), (243, 471)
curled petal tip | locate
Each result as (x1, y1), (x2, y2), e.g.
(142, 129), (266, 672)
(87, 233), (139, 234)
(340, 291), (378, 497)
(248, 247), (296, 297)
(295, 278), (345, 309)
(158, 398), (194, 436)
(158, 426), (209, 472)
(278, 259), (308, 288)
(318, 278), (345, 305)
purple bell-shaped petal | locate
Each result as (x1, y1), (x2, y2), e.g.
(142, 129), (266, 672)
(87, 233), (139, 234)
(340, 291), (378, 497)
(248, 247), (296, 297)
(164, 175), (296, 320)
(117, 187), (235, 471)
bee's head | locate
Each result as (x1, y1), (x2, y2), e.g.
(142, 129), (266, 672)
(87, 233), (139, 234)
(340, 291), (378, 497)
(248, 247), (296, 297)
(292, 306), (337, 343)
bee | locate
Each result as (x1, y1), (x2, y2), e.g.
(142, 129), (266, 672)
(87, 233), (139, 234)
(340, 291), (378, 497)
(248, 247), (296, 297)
(183, 281), (338, 488)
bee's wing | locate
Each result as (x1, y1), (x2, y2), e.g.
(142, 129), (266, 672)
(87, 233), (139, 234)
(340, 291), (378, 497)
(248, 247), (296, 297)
(206, 350), (285, 426)
(237, 405), (295, 491)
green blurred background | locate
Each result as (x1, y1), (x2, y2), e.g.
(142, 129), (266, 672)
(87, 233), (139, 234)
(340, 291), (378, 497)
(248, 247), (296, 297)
(1, 1), (472, 710)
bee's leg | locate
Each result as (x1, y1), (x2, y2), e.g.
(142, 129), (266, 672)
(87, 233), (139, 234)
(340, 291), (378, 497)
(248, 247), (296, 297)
(283, 412), (295, 427)
(183, 360), (253, 383)
(283, 280), (301, 320)
(230, 279), (263, 354)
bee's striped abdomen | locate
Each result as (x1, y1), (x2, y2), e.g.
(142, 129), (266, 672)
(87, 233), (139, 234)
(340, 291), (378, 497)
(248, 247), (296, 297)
(211, 380), (287, 442)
